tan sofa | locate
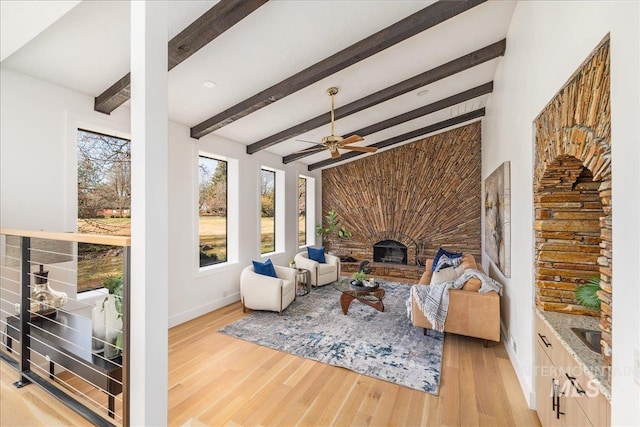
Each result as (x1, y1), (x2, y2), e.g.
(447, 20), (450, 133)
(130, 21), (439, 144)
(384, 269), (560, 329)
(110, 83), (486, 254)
(410, 254), (501, 344)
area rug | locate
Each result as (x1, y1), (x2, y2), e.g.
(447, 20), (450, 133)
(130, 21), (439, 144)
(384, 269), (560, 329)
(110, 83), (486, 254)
(219, 279), (444, 394)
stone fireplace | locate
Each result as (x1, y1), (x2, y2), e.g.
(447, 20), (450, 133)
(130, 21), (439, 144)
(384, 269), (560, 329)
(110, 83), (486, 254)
(533, 37), (612, 370)
(320, 122), (483, 281)
(373, 240), (407, 265)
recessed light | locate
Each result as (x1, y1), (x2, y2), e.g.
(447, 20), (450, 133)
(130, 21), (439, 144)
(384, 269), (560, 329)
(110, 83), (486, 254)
(417, 89), (429, 97)
(203, 80), (217, 89)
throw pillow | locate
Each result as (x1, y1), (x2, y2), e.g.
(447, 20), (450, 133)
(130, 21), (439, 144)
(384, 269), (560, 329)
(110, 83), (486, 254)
(432, 247), (463, 272)
(462, 277), (482, 292)
(252, 259), (277, 278)
(430, 264), (466, 285)
(307, 246), (326, 263)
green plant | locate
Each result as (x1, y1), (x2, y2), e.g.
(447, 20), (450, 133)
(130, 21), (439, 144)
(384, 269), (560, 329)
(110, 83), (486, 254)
(102, 274), (124, 350)
(315, 210), (352, 240)
(102, 275), (123, 319)
(574, 276), (602, 310)
(352, 271), (366, 282)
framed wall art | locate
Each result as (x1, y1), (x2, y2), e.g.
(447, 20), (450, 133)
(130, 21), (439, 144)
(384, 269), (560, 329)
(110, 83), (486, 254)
(484, 161), (511, 277)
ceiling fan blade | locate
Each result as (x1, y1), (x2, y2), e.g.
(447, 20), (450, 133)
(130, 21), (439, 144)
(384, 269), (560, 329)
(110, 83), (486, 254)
(345, 146), (378, 153)
(339, 135), (364, 146)
(295, 138), (321, 145)
(295, 146), (326, 154)
(331, 149), (340, 159)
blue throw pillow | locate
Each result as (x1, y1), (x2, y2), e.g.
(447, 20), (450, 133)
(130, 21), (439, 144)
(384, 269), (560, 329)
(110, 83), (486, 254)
(432, 247), (463, 272)
(252, 258), (277, 278)
(307, 246), (326, 263)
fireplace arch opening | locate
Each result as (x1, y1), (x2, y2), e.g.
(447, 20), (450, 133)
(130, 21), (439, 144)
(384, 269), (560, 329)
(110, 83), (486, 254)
(373, 240), (407, 264)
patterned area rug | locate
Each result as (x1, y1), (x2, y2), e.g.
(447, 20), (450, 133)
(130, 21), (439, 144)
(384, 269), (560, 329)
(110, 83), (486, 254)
(220, 279), (444, 394)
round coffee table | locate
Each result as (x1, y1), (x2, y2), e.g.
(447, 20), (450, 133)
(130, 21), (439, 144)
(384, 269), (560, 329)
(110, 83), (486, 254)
(333, 278), (385, 315)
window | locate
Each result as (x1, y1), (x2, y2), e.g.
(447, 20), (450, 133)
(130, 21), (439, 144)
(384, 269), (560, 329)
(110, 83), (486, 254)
(260, 168), (276, 253)
(77, 129), (130, 292)
(199, 155), (227, 267)
(259, 166), (285, 254)
(298, 177), (307, 246)
(299, 175), (315, 247)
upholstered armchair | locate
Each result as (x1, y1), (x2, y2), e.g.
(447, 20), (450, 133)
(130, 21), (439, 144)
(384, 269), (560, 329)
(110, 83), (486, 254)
(294, 251), (340, 287)
(240, 265), (296, 315)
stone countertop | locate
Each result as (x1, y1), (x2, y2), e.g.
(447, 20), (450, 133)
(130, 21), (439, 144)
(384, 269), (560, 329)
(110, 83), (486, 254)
(536, 308), (611, 401)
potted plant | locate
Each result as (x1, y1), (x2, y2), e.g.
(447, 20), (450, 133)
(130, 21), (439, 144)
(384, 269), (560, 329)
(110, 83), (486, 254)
(351, 271), (367, 287)
(574, 276), (602, 311)
(288, 259), (296, 269)
(315, 209), (352, 246)
(92, 275), (124, 358)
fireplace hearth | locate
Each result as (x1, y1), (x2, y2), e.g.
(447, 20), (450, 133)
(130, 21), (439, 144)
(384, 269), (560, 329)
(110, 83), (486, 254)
(373, 240), (407, 265)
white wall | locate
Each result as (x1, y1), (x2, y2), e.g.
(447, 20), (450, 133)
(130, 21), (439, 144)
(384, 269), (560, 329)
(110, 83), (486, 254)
(166, 121), (321, 327)
(482, 2), (639, 425)
(0, 68), (322, 329)
(0, 69), (130, 231)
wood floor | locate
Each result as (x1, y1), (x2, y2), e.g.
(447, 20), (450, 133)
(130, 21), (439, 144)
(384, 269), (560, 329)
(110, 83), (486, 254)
(1, 300), (540, 426)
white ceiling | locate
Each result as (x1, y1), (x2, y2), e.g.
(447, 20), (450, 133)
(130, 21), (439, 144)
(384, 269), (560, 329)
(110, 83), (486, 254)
(0, 0), (517, 169)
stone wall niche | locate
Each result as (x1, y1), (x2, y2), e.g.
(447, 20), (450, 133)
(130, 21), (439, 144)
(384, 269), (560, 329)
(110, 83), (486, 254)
(533, 36), (612, 370)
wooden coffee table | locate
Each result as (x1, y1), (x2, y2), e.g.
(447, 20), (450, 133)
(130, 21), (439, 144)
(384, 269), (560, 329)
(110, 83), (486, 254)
(333, 278), (385, 315)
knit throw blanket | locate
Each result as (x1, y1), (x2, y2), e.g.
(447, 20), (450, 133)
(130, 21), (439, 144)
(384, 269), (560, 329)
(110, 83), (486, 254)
(407, 269), (503, 332)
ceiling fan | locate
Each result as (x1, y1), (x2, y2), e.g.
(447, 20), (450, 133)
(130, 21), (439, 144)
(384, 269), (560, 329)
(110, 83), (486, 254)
(296, 87), (378, 159)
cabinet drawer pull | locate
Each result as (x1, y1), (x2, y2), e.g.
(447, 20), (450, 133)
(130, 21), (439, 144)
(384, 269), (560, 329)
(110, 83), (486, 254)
(538, 333), (552, 347)
(552, 378), (564, 419)
(565, 373), (586, 395)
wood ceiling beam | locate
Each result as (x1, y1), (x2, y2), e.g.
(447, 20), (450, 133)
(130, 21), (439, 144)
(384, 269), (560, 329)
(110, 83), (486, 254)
(307, 108), (485, 171)
(94, 0), (268, 114)
(283, 82), (492, 164)
(247, 39), (505, 154)
(191, 0), (487, 139)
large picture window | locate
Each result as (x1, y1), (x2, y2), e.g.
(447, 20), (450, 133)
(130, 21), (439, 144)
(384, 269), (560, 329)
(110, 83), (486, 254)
(199, 155), (227, 267)
(298, 176), (307, 247)
(299, 175), (315, 247)
(260, 168), (276, 254)
(77, 129), (130, 292)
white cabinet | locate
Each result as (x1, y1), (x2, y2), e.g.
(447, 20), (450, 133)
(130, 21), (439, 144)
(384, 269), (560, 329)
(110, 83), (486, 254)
(535, 313), (610, 427)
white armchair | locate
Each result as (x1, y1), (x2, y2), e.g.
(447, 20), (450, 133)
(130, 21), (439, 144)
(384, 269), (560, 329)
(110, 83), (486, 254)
(240, 265), (296, 315)
(294, 251), (340, 287)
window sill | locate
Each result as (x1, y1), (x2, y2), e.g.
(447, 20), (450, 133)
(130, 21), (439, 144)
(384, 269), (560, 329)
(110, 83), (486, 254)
(77, 288), (108, 304)
(196, 261), (240, 278)
(260, 250), (284, 259)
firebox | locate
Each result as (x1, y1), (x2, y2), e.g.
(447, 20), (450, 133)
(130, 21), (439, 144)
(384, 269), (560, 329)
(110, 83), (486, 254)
(373, 240), (407, 264)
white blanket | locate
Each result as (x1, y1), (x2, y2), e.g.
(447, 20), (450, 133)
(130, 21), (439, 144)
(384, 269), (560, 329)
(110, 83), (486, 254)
(407, 269), (502, 332)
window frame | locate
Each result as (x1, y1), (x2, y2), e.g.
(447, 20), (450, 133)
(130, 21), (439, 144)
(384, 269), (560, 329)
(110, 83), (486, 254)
(299, 174), (316, 249)
(298, 176), (307, 247)
(76, 128), (131, 294)
(196, 151), (239, 274)
(259, 166), (285, 256)
(260, 167), (277, 254)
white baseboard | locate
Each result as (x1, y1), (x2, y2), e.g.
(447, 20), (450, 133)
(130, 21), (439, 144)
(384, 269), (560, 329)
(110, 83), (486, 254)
(168, 292), (240, 328)
(501, 321), (535, 409)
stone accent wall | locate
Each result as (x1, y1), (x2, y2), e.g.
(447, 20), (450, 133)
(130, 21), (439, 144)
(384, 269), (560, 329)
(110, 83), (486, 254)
(321, 122), (482, 280)
(533, 36), (612, 368)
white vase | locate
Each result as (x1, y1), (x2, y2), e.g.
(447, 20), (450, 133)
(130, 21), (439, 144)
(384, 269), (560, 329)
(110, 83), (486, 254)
(103, 295), (123, 359)
(91, 301), (106, 352)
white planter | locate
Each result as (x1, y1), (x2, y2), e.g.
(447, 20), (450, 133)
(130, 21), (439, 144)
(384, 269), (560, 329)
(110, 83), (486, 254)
(92, 294), (122, 358)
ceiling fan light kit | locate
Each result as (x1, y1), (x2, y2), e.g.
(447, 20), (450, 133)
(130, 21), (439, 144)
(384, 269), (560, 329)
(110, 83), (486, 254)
(295, 87), (377, 160)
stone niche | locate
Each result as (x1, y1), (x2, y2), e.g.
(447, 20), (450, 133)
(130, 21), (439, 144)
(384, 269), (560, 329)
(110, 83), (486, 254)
(321, 122), (482, 280)
(533, 36), (612, 368)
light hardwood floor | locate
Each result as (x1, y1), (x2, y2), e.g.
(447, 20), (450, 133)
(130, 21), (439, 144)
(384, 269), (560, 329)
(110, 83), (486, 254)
(1, 300), (540, 426)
